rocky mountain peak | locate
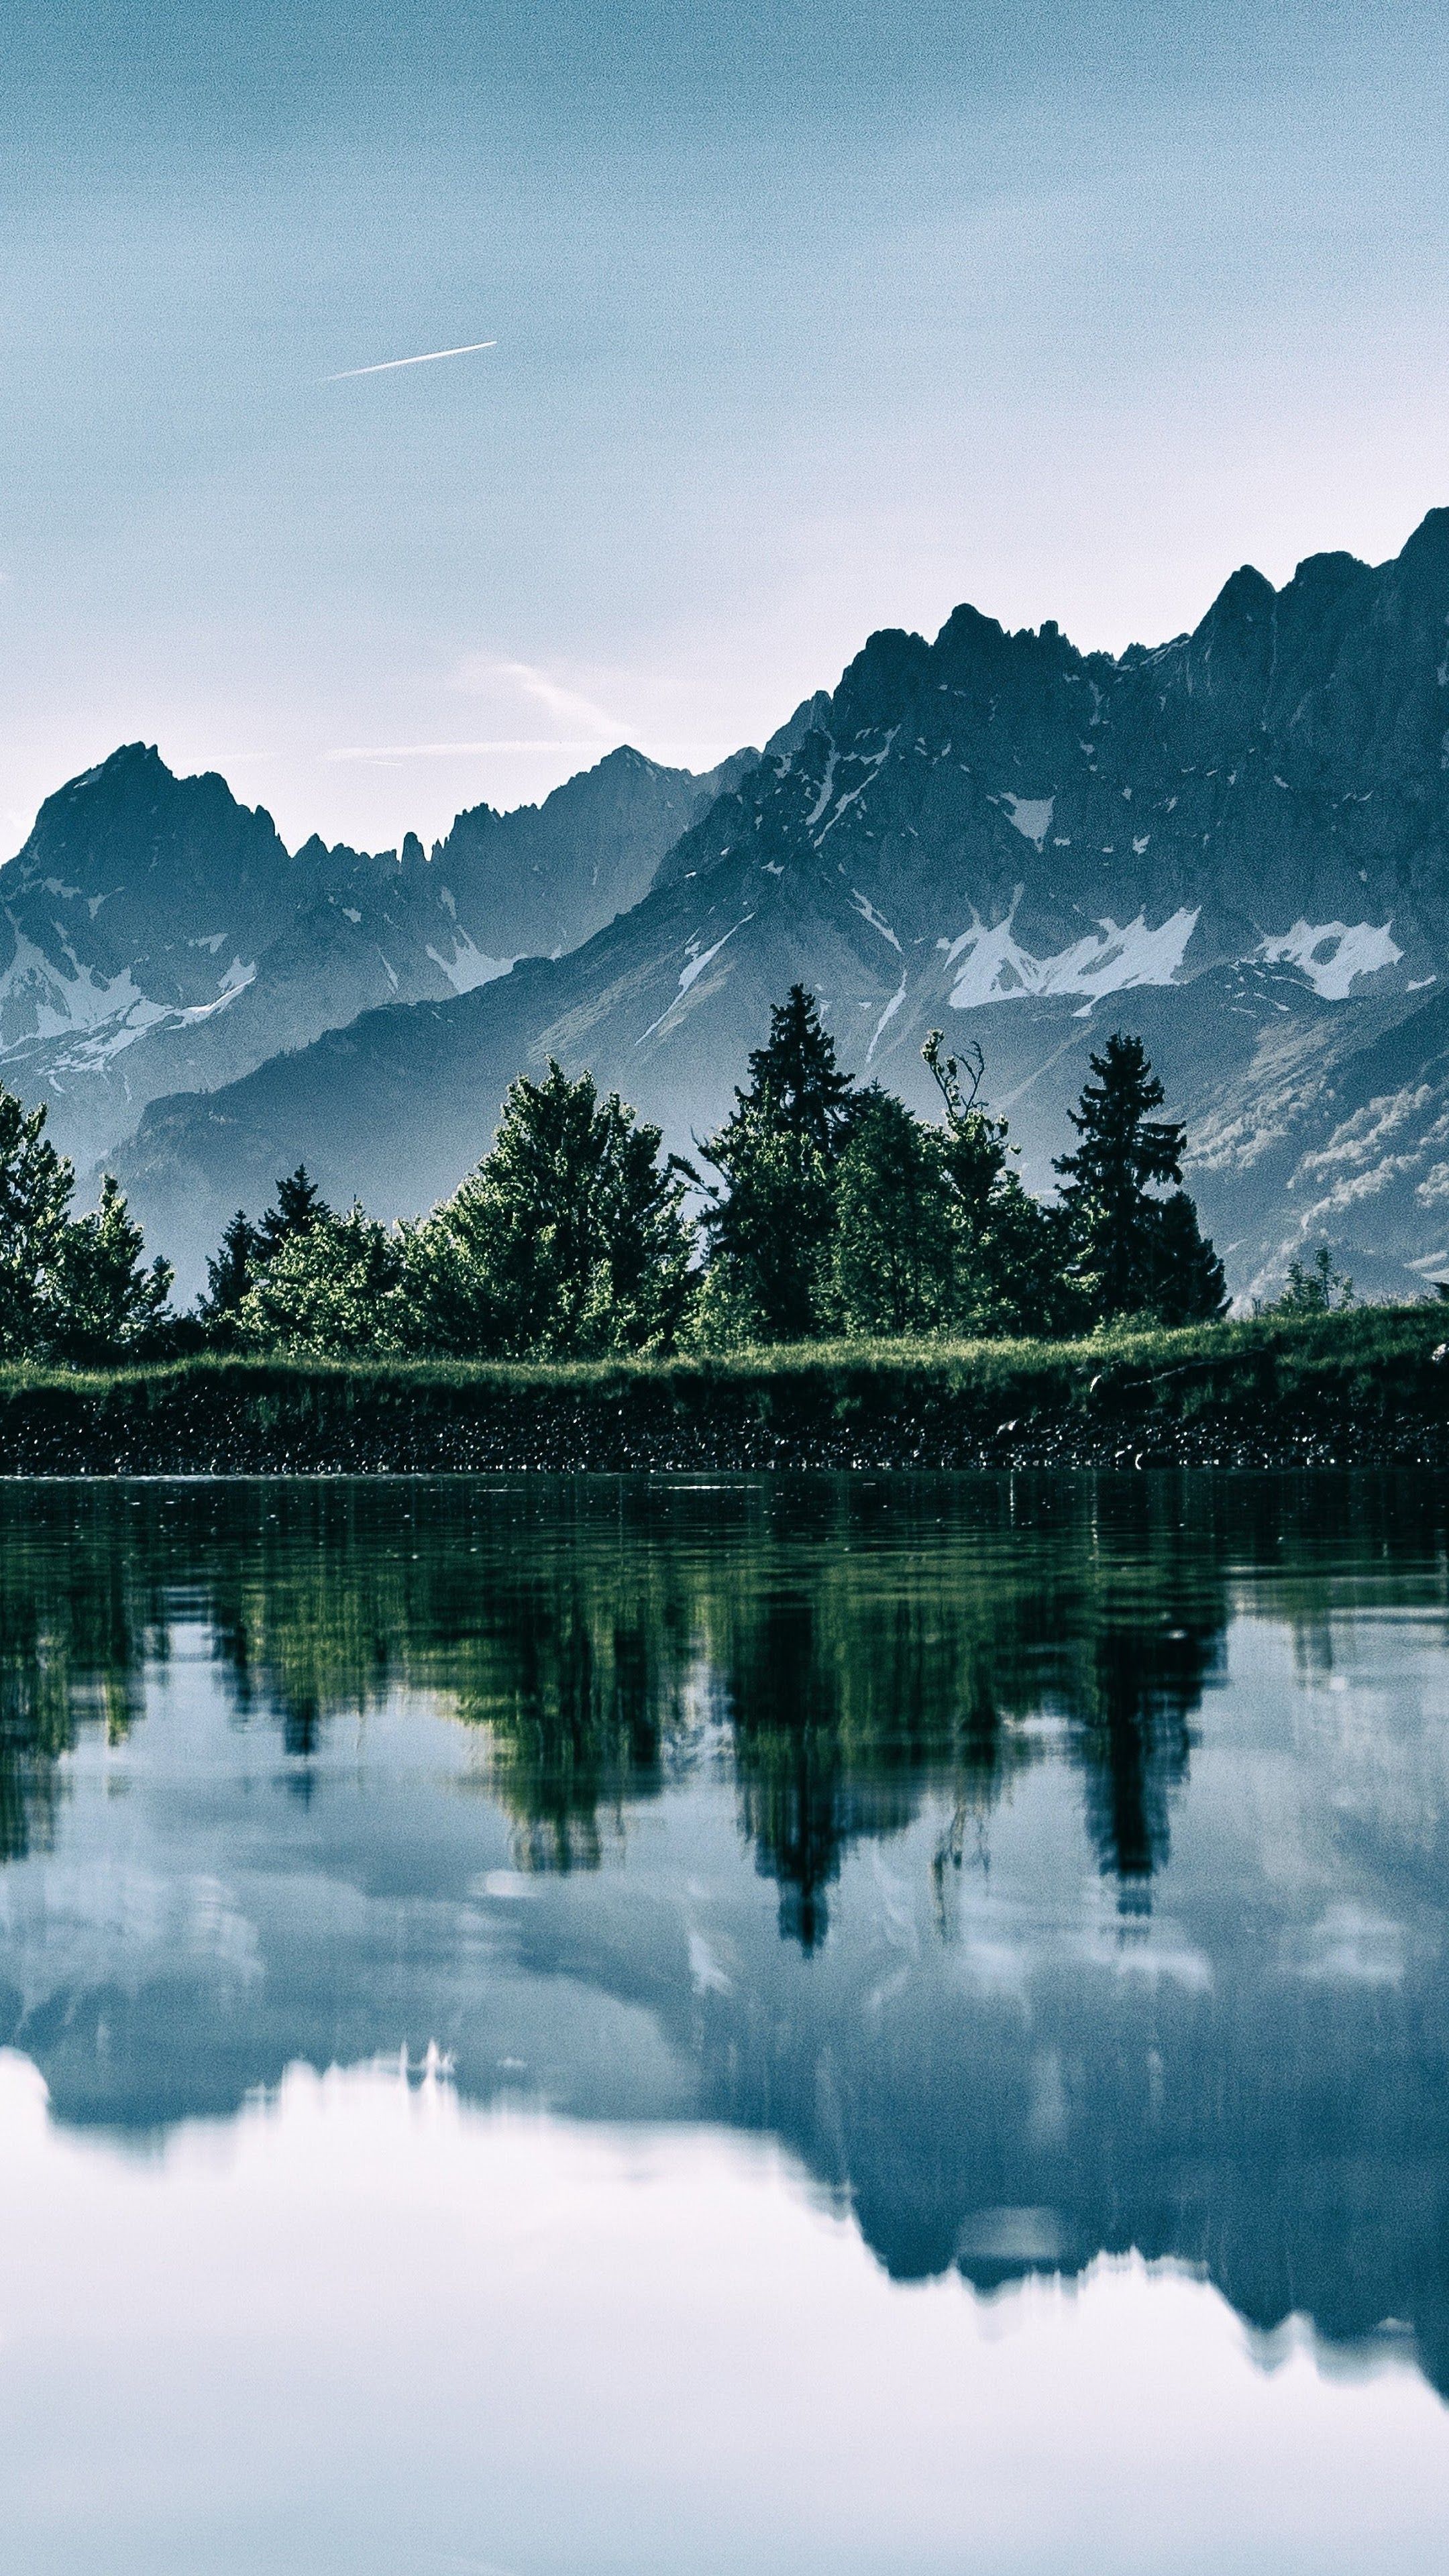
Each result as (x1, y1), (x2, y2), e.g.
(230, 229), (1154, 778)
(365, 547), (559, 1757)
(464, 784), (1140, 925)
(1201, 563), (1275, 625)
(1287, 547), (1370, 606)
(1, 735), (743, 1167)
(14, 741), (288, 940)
(763, 692), (833, 763)
(1395, 502), (1449, 579)
(431, 745), (738, 956)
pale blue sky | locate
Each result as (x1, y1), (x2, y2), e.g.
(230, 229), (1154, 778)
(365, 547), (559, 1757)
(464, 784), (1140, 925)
(3, 1), (1447, 851)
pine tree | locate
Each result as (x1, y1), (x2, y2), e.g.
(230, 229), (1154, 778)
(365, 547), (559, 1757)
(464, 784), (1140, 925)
(1056, 1033), (1194, 1320)
(733, 983), (860, 1159)
(199, 1174), (326, 1342)
(256, 1167), (327, 1261)
(0, 1085), (74, 1358)
(1148, 1192), (1228, 1325)
(44, 1176), (172, 1363)
(1273, 1244), (1353, 1315)
(829, 1089), (954, 1336)
(406, 1061), (694, 1358)
(199, 1210), (258, 1328)
(694, 1121), (831, 1346)
(922, 1033), (1081, 1336)
(235, 1203), (407, 1354)
(590, 1093), (698, 1350)
(700, 987), (859, 1342)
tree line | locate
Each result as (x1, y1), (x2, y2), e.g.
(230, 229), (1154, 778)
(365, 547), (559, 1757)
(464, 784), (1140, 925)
(0, 984), (1238, 1365)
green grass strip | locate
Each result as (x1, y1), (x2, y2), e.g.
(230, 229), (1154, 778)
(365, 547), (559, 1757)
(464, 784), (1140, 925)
(0, 1307), (1446, 1474)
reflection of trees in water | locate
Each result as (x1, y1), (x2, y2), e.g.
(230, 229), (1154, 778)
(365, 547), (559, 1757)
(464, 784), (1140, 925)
(0, 1495), (148, 1862)
(1, 1473), (1447, 1935)
(1077, 1625), (1202, 1904)
(704, 1483), (1228, 1937)
(721, 1589), (920, 1951)
(5, 1478), (1447, 2413)
(447, 1552), (694, 1872)
(697, 1489), (1036, 1947)
(1044, 1485), (1226, 1905)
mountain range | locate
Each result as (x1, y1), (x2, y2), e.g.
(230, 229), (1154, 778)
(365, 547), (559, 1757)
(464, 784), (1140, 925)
(0, 739), (741, 1173)
(7, 510), (1449, 1300)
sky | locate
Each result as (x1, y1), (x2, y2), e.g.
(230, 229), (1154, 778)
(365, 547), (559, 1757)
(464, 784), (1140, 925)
(2, 0), (1448, 855)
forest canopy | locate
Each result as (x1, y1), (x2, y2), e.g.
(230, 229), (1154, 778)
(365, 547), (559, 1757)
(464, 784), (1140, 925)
(0, 991), (1238, 1367)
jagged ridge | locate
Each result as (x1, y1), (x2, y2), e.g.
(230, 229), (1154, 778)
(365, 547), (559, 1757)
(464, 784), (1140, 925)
(111, 511), (1449, 1299)
(0, 740), (736, 1168)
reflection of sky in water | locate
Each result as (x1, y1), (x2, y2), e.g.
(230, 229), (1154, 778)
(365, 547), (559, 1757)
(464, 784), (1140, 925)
(1, 2054), (1445, 2576)
(0, 1474), (1448, 2567)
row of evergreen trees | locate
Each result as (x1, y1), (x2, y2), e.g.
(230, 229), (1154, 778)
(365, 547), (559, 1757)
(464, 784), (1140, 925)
(0, 986), (1232, 1366)
(694, 990), (1226, 1344)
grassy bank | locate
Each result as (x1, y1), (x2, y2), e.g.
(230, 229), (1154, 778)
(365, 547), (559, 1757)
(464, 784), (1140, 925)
(1, 1307), (1447, 1474)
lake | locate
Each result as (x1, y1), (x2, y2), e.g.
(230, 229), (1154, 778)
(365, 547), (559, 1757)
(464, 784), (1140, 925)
(1, 1472), (1446, 2573)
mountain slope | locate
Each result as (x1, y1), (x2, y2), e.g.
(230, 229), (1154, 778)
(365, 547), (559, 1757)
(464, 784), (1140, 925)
(121, 510), (1449, 1297)
(0, 741), (733, 1167)
(431, 745), (755, 958)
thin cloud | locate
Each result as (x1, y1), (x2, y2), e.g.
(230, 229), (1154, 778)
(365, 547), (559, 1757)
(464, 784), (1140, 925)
(451, 655), (616, 738)
(323, 339), (496, 382)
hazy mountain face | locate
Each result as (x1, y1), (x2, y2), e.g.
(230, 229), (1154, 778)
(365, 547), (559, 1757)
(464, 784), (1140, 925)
(116, 513), (1449, 1299)
(0, 741), (725, 1171)
(431, 744), (757, 960)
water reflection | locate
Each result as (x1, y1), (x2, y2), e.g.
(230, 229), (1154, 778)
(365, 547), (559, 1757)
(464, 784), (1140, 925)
(0, 1476), (1246, 1916)
(0, 1472), (1447, 2405)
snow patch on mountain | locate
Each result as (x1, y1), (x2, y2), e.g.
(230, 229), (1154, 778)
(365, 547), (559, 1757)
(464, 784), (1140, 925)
(850, 890), (902, 952)
(940, 902), (1199, 1013)
(802, 745), (838, 830)
(425, 928), (514, 996)
(635, 914), (755, 1046)
(174, 961), (257, 1024)
(1258, 920), (1403, 1000)
(0, 923), (264, 1067)
(1000, 794), (1055, 849)
(679, 915), (752, 996)
(867, 972), (909, 1061)
(814, 729), (898, 844)
(0, 928), (162, 1044)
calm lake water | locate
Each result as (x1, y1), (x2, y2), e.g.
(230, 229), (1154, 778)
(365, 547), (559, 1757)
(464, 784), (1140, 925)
(1, 1472), (1448, 2573)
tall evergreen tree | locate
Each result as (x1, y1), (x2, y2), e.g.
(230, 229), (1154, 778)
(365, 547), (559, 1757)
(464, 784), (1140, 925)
(734, 983), (860, 1159)
(407, 1061), (694, 1358)
(1056, 1032), (1224, 1323)
(700, 987), (859, 1342)
(829, 1089), (955, 1336)
(199, 1210), (259, 1329)
(923, 1034), (1079, 1336)
(1148, 1192), (1228, 1326)
(235, 1203), (407, 1355)
(199, 1173), (327, 1341)
(256, 1166), (327, 1260)
(0, 1085), (74, 1358)
(695, 1124), (833, 1347)
(44, 1176), (173, 1363)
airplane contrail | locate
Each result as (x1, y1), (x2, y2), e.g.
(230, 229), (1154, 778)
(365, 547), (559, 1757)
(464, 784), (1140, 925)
(323, 339), (496, 382)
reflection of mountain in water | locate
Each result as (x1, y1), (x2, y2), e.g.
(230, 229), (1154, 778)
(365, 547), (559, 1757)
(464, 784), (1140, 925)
(0, 1475), (1447, 2396)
